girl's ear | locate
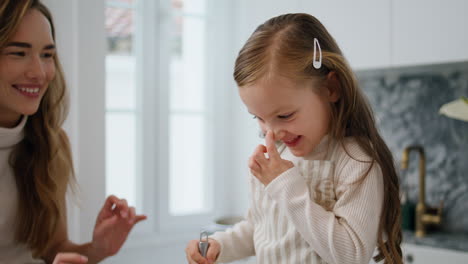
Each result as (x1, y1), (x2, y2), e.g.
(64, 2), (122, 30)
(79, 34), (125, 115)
(326, 71), (341, 103)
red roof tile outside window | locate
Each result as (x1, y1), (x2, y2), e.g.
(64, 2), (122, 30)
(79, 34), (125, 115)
(105, 0), (135, 54)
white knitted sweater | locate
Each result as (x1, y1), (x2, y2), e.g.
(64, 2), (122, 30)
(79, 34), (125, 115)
(0, 116), (45, 264)
(211, 136), (384, 264)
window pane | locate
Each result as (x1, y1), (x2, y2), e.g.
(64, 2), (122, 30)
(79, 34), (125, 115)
(106, 4), (136, 110)
(169, 16), (206, 112)
(105, 2), (137, 207)
(108, 0), (135, 5)
(169, 114), (207, 215)
(106, 113), (137, 206)
(106, 55), (136, 110)
(106, 6), (134, 54)
(173, 0), (206, 15)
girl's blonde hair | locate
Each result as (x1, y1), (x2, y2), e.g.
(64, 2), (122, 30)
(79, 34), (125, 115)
(234, 13), (402, 264)
(1, 0), (74, 257)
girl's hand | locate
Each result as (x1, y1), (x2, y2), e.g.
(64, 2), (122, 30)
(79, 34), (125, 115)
(185, 238), (220, 264)
(90, 195), (147, 260)
(52, 253), (88, 264)
(249, 130), (294, 186)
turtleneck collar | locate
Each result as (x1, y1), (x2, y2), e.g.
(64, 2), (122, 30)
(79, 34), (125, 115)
(0, 115), (28, 149)
(302, 134), (333, 160)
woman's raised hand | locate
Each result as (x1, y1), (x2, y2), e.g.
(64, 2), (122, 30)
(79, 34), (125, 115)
(90, 195), (147, 259)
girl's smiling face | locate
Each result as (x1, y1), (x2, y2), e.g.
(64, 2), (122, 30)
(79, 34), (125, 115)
(239, 74), (338, 157)
(0, 9), (56, 127)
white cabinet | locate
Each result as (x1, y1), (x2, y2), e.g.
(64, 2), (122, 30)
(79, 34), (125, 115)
(368, 244), (468, 264)
(299, 0), (392, 70)
(300, 0), (468, 69)
(234, 0), (468, 70)
(233, 0), (392, 70)
(392, 0), (468, 66)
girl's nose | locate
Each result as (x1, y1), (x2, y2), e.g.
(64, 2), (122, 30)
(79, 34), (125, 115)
(262, 128), (286, 141)
(274, 130), (286, 141)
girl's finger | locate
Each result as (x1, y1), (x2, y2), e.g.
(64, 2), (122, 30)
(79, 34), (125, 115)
(253, 144), (267, 155)
(265, 131), (280, 160)
(253, 145), (268, 166)
(206, 240), (220, 263)
(186, 240), (207, 264)
(248, 156), (261, 173)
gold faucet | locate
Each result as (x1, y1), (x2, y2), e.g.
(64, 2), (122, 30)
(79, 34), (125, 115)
(401, 145), (443, 237)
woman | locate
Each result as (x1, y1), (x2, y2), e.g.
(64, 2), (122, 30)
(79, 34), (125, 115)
(0, 0), (146, 263)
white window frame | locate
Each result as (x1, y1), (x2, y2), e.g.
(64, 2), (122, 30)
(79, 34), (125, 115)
(114, 0), (234, 247)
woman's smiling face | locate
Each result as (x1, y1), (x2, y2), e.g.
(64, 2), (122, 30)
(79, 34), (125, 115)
(0, 8), (56, 127)
(239, 74), (336, 157)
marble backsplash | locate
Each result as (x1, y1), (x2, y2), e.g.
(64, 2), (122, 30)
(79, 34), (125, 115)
(356, 62), (468, 233)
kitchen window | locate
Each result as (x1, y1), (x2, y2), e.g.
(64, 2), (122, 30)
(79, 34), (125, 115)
(105, 0), (226, 238)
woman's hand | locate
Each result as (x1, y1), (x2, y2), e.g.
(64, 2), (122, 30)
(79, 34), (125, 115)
(185, 238), (220, 264)
(249, 131), (294, 185)
(52, 253), (88, 264)
(89, 195), (147, 260)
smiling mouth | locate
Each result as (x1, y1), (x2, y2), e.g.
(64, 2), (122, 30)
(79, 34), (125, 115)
(12, 85), (41, 96)
(283, 135), (301, 146)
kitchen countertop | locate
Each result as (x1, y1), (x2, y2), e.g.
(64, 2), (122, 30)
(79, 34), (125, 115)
(207, 224), (468, 253)
(403, 230), (468, 252)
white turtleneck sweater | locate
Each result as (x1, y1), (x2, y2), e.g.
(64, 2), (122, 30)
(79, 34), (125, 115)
(211, 136), (384, 264)
(0, 116), (45, 264)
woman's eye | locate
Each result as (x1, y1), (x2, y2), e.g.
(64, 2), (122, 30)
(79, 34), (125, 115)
(8, 51), (25, 56)
(278, 112), (294, 119)
(42, 52), (55, 58)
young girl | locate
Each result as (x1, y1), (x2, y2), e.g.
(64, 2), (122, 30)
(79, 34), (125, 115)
(186, 13), (402, 264)
(0, 0), (146, 263)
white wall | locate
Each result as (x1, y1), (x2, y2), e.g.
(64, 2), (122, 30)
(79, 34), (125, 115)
(42, 0), (106, 244)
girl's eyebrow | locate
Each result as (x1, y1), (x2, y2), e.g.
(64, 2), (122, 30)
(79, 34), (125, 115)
(248, 108), (294, 118)
(5, 42), (55, 50)
(271, 106), (296, 116)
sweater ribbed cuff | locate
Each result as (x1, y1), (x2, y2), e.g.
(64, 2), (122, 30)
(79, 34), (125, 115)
(209, 232), (226, 262)
(265, 166), (306, 201)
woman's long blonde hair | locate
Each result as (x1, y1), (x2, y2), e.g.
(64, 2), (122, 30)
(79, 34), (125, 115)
(1, 0), (74, 257)
(234, 13), (402, 264)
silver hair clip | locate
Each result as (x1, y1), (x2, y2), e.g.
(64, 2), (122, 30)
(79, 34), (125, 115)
(313, 38), (322, 69)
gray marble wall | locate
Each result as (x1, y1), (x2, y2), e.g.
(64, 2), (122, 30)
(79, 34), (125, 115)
(357, 62), (468, 233)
